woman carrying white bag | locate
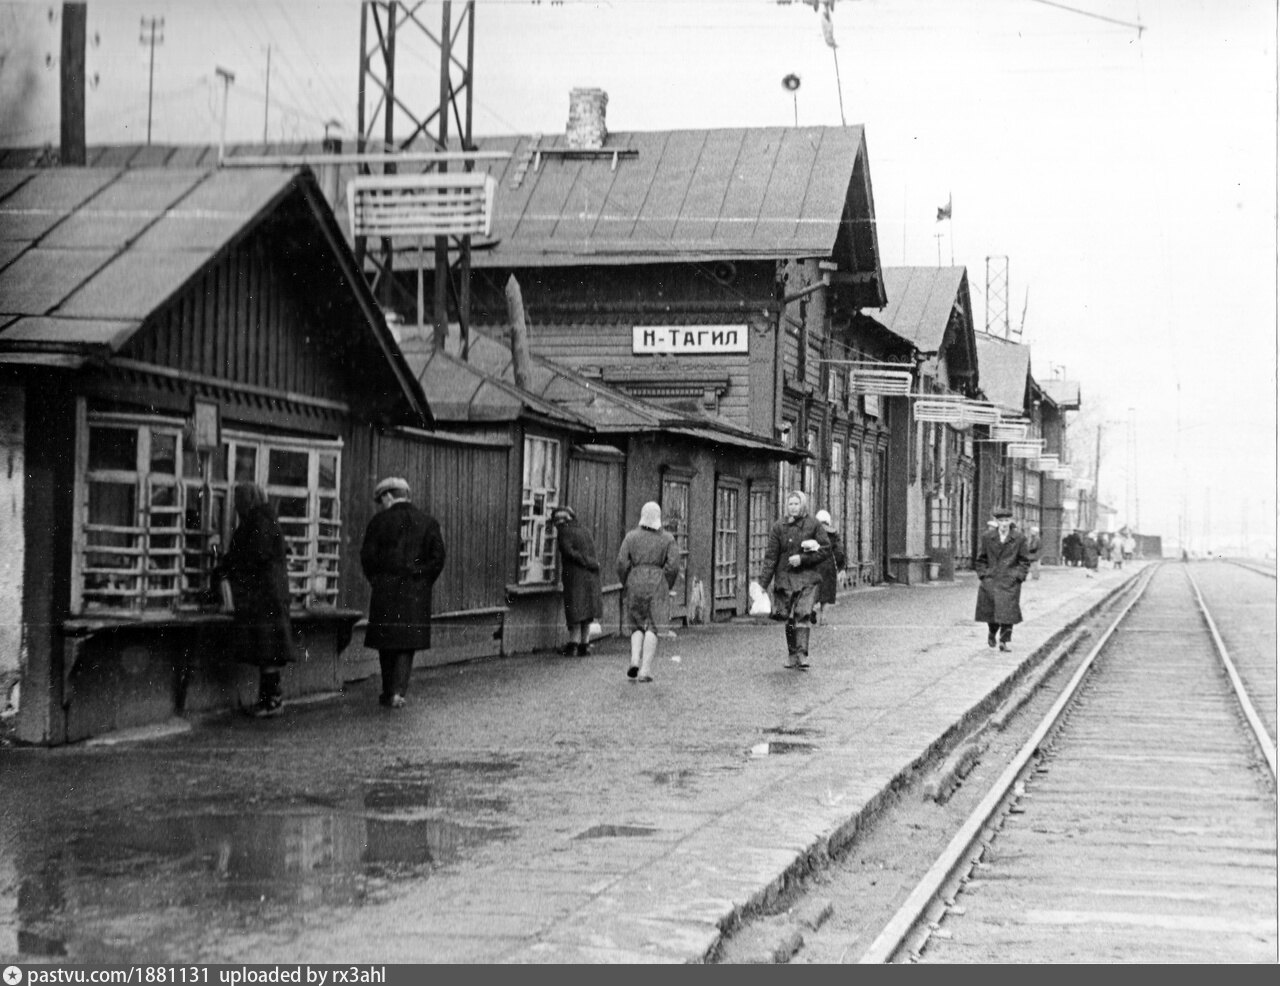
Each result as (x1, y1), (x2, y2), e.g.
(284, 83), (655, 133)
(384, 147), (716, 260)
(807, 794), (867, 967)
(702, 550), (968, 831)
(755, 490), (831, 670)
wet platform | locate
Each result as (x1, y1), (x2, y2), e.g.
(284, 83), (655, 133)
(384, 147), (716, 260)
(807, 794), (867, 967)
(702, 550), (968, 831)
(0, 562), (1147, 963)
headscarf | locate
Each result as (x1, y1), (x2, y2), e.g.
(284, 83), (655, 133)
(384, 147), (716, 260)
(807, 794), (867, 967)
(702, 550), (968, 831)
(551, 506), (576, 525)
(639, 501), (662, 531)
(233, 482), (269, 518)
(814, 509), (832, 526)
(785, 489), (810, 519)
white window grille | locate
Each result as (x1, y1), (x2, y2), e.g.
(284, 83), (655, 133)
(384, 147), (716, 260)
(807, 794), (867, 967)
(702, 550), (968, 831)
(990, 419), (1029, 442)
(848, 364), (913, 396)
(77, 412), (342, 614)
(347, 171), (496, 238)
(1006, 440), (1045, 459)
(519, 435), (561, 584)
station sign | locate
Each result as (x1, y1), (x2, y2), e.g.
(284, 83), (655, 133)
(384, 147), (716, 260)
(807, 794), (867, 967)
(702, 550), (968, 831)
(632, 325), (748, 355)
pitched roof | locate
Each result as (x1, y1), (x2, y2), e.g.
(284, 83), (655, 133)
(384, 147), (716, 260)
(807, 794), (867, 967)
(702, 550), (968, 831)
(1038, 378), (1081, 410)
(459, 126), (874, 268)
(974, 332), (1032, 412)
(401, 327), (803, 459)
(0, 166), (431, 425)
(873, 267), (967, 352)
(6, 129), (883, 284)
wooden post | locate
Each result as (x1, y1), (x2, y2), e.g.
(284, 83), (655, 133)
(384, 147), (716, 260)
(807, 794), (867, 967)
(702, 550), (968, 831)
(505, 275), (532, 390)
(60, 3), (86, 165)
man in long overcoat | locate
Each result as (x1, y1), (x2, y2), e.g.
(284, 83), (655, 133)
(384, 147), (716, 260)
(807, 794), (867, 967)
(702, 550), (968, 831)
(360, 476), (446, 708)
(974, 507), (1032, 652)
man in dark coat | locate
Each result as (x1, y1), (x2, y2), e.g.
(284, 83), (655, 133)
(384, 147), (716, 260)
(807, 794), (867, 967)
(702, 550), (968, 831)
(360, 476), (446, 708)
(552, 506), (603, 656)
(215, 482), (297, 718)
(974, 506), (1032, 652)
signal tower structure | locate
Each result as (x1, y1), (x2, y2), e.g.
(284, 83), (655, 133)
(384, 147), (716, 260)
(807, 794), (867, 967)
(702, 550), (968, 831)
(355, 0), (482, 353)
(985, 254), (1010, 339)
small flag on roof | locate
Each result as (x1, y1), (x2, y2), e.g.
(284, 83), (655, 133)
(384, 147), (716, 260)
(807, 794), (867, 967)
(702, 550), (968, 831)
(936, 194), (952, 222)
(820, 0), (838, 49)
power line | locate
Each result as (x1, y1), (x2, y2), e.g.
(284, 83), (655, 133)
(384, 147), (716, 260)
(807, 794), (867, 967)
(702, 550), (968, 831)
(1026, 0), (1145, 35)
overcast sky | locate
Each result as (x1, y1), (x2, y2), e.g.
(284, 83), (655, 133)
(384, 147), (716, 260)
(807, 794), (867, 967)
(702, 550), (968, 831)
(2, 0), (1275, 553)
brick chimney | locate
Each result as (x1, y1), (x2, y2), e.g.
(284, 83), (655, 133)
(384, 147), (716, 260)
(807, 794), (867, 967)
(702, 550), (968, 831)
(566, 88), (607, 150)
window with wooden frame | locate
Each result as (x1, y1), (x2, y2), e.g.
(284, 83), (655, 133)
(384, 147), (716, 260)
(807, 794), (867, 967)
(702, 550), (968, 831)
(748, 485), (773, 582)
(804, 427), (820, 495)
(829, 440), (845, 551)
(75, 410), (342, 614)
(519, 434), (561, 584)
(777, 421), (795, 494)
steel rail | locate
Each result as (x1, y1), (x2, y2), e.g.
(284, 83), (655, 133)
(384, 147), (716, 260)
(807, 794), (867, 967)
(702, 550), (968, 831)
(1224, 558), (1278, 580)
(857, 563), (1161, 964)
(1184, 566), (1278, 778)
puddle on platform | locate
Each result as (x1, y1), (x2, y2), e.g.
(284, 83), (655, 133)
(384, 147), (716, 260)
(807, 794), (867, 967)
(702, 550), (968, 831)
(749, 740), (817, 757)
(574, 824), (658, 839)
(5, 808), (514, 959)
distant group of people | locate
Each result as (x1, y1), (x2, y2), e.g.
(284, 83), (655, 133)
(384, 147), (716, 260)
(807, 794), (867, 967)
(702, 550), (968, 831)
(1062, 529), (1135, 572)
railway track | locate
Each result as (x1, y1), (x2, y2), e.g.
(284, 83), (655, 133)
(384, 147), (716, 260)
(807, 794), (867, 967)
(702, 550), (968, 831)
(861, 561), (1278, 963)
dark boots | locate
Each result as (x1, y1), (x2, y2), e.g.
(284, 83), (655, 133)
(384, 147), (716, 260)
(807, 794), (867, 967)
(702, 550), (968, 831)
(784, 623), (810, 670)
(793, 626), (811, 669)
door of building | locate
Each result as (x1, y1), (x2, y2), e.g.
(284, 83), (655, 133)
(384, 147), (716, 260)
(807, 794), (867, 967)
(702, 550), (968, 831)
(713, 480), (742, 616)
(661, 475), (690, 623)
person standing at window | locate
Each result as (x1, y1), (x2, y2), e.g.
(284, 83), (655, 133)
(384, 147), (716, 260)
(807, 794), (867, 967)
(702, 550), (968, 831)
(552, 506), (603, 656)
(974, 506), (1031, 652)
(360, 477), (446, 709)
(758, 491), (831, 670)
(214, 482), (297, 718)
(615, 501), (680, 683)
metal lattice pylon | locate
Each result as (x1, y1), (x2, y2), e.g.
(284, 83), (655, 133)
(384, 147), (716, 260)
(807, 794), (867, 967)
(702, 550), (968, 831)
(985, 255), (1009, 338)
(357, 1), (478, 352)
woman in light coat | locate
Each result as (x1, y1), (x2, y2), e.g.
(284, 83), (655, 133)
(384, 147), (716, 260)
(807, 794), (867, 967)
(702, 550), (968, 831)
(615, 501), (680, 683)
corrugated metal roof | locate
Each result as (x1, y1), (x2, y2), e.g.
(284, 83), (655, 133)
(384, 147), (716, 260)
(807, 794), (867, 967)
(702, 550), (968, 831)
(461, 126), (867, 267)
(23, 130), (875, 269)
(975, 332), (1032, 412)
(872, 267), (967, 352)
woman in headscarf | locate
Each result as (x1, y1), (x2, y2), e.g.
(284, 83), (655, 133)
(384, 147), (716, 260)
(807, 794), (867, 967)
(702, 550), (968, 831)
(615, 501), (680, 683)
(812, 508), (846, 625)
(552, 506), (603, 656)
(758, 491), (830, 670)
(214, 482), (297, 717)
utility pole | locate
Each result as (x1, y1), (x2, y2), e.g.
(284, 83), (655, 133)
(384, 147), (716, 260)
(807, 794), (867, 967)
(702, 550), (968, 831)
(139, 16), (165, 145)
(60, 3), (87, 165)
(215, 66), (235, 164)
(262, 45), (271, 143)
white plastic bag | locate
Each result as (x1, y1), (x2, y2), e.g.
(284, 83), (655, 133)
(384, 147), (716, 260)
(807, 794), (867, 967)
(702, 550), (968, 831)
(748, 580), (772, 617)
(587, 620), (603, 641)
